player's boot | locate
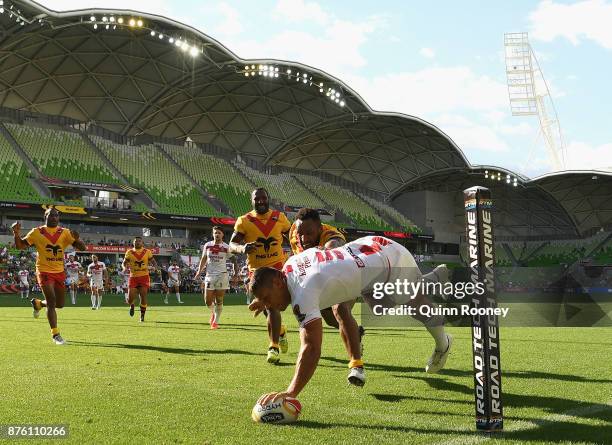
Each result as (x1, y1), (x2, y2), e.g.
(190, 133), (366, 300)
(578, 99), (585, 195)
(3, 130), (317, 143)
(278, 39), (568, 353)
(210, 322), (219, 330)
(52, 334), (66, 345)
(30, 298), (41, 319)
(164, 296), (168, 304)
(266, 347), (280, 364)
(348, 367), (366, 387)
(279, 327), (288, 354)
(129, 304), (135, 317)
(425, 334), (453, 373)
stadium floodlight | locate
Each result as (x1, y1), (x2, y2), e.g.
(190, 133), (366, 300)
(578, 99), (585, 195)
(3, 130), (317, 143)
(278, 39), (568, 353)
(150, 30), (155, 36)
(102, 16), (107, 22)
(90, 16), (95, 21)
(286, 69), (291, 74)
(504, 32), (566, 170)
(105, 24), (109, 29)
(129, 18), (135, 26)
(109, 16), (115, 22)
(137, 19), (143, 27)
(117, 17), (123, 24)
(340, 101), (345, 107)
(93, 23), (98, 29)
(189, 46), (198, 57)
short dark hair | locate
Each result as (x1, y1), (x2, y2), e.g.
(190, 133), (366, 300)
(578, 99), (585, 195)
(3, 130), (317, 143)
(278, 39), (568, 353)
(295, 208), (320, 222)
(250, 267), (279, 297)
(252, 187), (269, 198)
(134, 236), (142, 240)
(212, 226), (223, 232)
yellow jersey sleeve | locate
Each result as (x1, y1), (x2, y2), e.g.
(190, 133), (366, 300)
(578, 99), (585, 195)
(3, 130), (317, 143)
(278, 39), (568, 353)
(320, 224), (345, 247)
(289, 222), (299, 254)
(24, 228), (37, 246)
(234, 216), (246, 235)
(60, 230), (76, 248)
(279, 212), (291, 233)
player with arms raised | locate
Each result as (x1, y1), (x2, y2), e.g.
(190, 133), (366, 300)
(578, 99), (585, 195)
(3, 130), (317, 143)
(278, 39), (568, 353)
(230, 188), (291, 364)
(87, 254), (108, 310)
(195, 226), (238, 329)
(65, 254), (82, 305)
(250, 236), (453, 404)
(122, 236), (159, 322)
(167, 260), (184, 304)
(11, 208), (86, 344)
(289, 208), (365, 386)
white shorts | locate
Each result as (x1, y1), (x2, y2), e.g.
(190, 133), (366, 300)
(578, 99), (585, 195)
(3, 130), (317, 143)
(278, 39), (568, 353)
(379, 241), (422, 305)
(167, 278), (180, 288)
(204, 273), (229, 290)
(67, 275), (79, 285)
(90, 278), (104, 290)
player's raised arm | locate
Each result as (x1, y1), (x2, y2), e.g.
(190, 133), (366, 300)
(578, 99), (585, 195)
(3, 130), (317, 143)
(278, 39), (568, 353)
(324, 236), (345, 249)
(11, 222), (29, 250)
(149, 255), (159, 271)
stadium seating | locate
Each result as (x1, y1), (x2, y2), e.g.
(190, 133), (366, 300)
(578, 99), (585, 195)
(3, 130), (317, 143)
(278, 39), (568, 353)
(0, 130), (43, 203)
(92, 137), (222, 216)
(358, 193), (421, 233)
(233, 162), (326, 210)
(5, 123), (118, 184)
(292, 173), (393, 231)
(160, 144), (253, 215)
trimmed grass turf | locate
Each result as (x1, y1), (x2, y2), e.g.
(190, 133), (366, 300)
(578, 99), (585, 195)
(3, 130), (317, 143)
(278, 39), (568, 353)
(0, 292), (610, 444)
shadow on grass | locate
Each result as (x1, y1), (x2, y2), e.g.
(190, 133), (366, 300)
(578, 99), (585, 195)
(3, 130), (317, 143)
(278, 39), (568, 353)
(294, 413), (612, 443)
(389, 375), (612, 424)
(68, 340), (262, 357)
(319, 355), (612, 385)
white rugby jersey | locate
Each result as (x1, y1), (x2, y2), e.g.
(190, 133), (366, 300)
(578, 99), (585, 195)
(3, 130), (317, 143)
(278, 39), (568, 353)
(202, 241), (233, 275)
(18, 270), (29, 284)
(284, 236), (401, 328)
(87, 261), (106, 279)
(167, 265), (181, 281)
(66, 261), (81, 277)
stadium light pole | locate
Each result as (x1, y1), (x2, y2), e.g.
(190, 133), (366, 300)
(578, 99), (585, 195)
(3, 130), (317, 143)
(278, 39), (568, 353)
(504, 32), (566, 171)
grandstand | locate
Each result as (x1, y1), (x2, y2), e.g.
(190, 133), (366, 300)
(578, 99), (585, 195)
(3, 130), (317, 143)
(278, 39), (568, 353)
(233, 162), (326, 210)
(160, 143), (253, 216)
(92, 136), (222, 217)
(5, 123), (118, 184)
(293, 173), (392, 231)
(0, 130), (42, 204)
(358, 193), (420, 233)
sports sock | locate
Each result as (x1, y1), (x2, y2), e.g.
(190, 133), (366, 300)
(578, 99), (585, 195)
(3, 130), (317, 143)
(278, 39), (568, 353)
(280, 324), (287, 337)
(70, 288), (75, 304)
(97, 294), (102, 308)
(176, 292), (181, 302)
(25, 289), (29, 299)
(140, 304), (147, 320)
(51, 327), (60, 337)
(214, 304), (223, 324)
(426, 324), (449, 351)
(91, 293), (96, 308)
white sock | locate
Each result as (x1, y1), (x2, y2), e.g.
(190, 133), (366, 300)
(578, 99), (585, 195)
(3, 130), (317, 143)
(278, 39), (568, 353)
(426, 325), (449, 351)
(97, 294), (102, 308)
(26, 290), (29, 299)
(91, 293), (96, 307)
(214, 304), (223, 324)
(176, 292), (181, 302)
(71, 288), (76, 304)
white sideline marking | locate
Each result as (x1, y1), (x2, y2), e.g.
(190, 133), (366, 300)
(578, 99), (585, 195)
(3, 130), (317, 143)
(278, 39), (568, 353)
(436, 400), (612, 445)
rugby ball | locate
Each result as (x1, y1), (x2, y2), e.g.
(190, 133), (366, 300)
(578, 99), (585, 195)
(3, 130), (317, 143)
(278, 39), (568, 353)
(251, 396), (302, 424)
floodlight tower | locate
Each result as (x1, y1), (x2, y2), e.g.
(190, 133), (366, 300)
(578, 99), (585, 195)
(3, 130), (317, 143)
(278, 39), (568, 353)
(504, 32), (566, 170)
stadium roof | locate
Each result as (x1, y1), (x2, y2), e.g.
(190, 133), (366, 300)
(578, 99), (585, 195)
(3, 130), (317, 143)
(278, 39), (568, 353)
(1, 1), (610, 236)
(1, 0), (468, 196)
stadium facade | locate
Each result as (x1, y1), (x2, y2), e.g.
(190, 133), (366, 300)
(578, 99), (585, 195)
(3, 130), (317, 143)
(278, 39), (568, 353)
(1, 0), (611, 246)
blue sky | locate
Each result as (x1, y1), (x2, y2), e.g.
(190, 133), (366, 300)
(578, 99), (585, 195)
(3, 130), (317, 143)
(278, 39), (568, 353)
(41, 0), (612, 177)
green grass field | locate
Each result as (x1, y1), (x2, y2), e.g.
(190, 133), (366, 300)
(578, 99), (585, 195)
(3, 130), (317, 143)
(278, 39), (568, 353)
(1, 292), (611, 444)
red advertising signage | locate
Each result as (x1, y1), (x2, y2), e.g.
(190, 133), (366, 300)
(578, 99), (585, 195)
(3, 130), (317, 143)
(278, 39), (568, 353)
(82, 245), (161, 254)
